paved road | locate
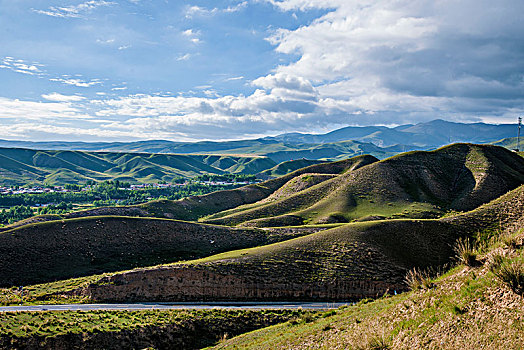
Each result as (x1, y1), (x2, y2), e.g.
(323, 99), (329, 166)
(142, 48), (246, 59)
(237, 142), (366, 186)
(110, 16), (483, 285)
(0, 302), (350, 312)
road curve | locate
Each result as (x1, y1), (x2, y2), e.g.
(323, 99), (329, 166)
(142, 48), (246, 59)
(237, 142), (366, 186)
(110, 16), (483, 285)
(0, 302), (350, 312)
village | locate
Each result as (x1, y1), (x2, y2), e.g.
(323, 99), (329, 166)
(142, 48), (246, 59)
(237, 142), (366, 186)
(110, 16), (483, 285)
(0, 179), (256, 196)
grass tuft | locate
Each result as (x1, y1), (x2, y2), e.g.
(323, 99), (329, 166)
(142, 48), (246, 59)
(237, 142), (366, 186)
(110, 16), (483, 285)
(368, 336), (391, 350)
(404, 268), (433, 290)
(492, 260), (524, 296)
(487, 253), (505, 273)
(354, 332), (391, 350)
(453, 237), (478, 267)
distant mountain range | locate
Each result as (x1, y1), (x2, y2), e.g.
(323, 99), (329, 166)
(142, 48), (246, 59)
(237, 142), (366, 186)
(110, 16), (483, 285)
(268, 119), (518, 147)
(0, 119), (519, 155)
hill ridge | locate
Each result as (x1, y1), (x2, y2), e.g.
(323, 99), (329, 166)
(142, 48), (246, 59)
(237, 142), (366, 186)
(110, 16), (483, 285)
(203, 143), (524, 227)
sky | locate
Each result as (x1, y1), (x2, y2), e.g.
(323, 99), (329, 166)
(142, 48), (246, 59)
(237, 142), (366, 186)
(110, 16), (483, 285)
(0, 0), (523, 142)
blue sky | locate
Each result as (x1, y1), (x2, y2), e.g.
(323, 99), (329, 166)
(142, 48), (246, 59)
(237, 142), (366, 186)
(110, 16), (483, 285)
(0, 0), (523, 141)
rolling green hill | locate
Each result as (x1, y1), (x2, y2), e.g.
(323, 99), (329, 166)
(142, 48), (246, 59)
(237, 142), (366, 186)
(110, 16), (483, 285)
(5, 144), (522, 230)
(257, 159), (325, 178)
(0, 148), (277, 186)
(203, 144), (524, 227)
(491, 136), (522, 151)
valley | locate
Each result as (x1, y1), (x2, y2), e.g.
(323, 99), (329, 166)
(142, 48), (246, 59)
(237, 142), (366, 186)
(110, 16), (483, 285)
(0, 136), (522, 349)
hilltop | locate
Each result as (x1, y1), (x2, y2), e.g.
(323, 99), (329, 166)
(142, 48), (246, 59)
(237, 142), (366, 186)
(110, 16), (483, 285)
(491, 136), (522, 151)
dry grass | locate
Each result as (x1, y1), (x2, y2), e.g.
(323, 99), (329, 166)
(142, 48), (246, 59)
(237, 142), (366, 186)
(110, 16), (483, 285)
(501, 232), (522, 249)
(487, 252), (505, 273)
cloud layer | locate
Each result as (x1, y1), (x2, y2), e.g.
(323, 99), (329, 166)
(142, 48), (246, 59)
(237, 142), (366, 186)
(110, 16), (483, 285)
(1, 0), (523, 141)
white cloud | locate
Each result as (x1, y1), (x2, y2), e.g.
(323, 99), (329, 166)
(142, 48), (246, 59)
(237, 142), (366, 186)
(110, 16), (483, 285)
(202, 90), (219, 97)
(224, 1), (248, 13)
(259, 0), (524, 123)
(96, 38), (116, 45)
(0, 57), (45, 76)
(184, 6), (218, 18)
(184, 2), (248, 18)
(182, 29), (201, 44)
(50, 77), (103, 88)
(33, 1), (116, 19)
(176, 53), (192, 61)
(42, 93), (86, 102)
(225, 76), (245, 81)
(0, 123), (142, 141)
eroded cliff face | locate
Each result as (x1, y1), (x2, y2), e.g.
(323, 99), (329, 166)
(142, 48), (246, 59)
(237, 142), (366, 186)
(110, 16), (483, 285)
(77, 267), (407, 302)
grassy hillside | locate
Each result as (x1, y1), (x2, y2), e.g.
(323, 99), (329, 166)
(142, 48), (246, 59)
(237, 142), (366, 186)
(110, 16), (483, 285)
(491, 136), (522, 151)
(257, 159), (325, 178)
(62, 183), (524, 303)
(0, 216), (319, 287)
(0, 148), (278, 185)
(263, 140), (402, 163)
(0, 309), (310, 350)
(204, 144), (524, 227)
(213, 228), (524, 349)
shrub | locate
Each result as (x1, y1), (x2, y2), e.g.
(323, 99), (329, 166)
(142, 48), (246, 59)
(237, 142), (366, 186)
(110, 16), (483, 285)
(322, 310), (336, 318)
(493, 260), (524, 296)
(368, 336), (391, 350)
(454, 237), (478, 266)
